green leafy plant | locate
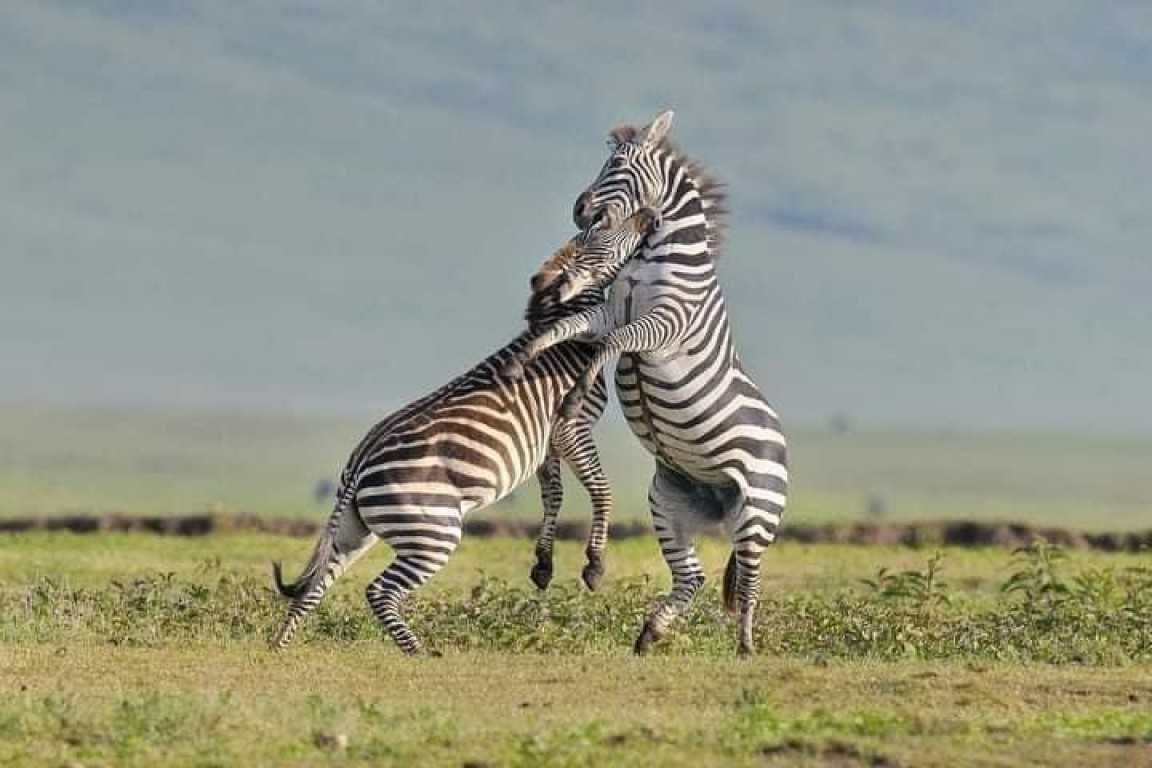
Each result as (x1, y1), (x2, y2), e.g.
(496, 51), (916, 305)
(1002, 539), (1069, 606)
(861, 551), (951, 606)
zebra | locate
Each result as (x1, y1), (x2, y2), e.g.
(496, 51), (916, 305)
(505, 111), (788, 656)
(270, 209), (657, 654)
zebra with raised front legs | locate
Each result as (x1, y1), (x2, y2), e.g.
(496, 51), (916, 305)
(507, 111), (788, 655)
(270, 210), (656, 653)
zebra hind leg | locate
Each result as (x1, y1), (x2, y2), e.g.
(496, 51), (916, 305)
(729, 497), (782, 656)
(733, 548), (764, 656)
(530, 455), (563, 590)
(365, 534), (460, 655)
(271, 502), (378, 650)
(634, 467), (709, 655)
(553, 420), (613, 591)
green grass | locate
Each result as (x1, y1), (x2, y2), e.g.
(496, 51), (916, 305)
(4, 405), (1152, 529)
(2, 531), (1149, 596)
(0, 533), (1149, 765)
(2, 649), (1150, 767)
(3, 536), (1150, 664)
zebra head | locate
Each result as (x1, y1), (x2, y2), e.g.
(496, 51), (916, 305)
(573, 110), (675, 229)
(525, 208), (659, 323)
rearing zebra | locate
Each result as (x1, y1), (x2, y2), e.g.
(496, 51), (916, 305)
(270, 210), (656, 654)
(507, 111), (788, 655)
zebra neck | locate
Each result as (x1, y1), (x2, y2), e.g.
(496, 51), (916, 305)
(650, 179), (715, 269)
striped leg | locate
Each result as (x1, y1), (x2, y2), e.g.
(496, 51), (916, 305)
(530, 454), (563, 590)
(365, 518), (461, 655)
(732, 544), (764, 656)
(726, 469), (786, 655)
(561, 307), (684, 419)
(552, 419), (613, 591)
(634, 465), (707, 655)
(272, 503), (378, 649)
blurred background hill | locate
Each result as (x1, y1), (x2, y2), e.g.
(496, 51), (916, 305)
(2, 2), (1150, 527)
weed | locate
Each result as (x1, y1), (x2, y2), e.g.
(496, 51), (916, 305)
(1003, 540), (1069, 606)
(861, 551), (951, 606)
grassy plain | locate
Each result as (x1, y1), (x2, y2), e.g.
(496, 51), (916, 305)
(0, 533), (1149, 766)
(1, 407), (1150, 765)
(4, 647), (1150, 767)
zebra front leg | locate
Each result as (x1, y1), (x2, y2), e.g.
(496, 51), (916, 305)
(552, 416), (613, 591)
(561, 308), (685, 419)
(502, 307), (605, 380)
(634, 467), (708, 654)
(530, 454), (563, 590)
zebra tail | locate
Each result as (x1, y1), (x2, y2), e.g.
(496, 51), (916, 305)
(272, 535), (334, 599)
(271, 483), (354, 599)
(721, 551), (740, 616)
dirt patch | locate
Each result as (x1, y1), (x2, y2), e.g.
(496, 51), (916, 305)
(0, 513), (1149, 551)
(761, 738), (900, 767)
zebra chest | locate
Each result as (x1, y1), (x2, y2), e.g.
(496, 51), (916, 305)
(611, 257), (664, 313)
(611, 273), (678, 364)
(616, 359), (725, 482)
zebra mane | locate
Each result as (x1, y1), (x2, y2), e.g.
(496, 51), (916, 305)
(531, 241), (580, 293)
(524, 241), (590, 328)
(608, 125), (729, 259)
(608, 125), (639, 144)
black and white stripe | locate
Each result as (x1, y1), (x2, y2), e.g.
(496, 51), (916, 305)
(271, 214), (654, 654)
(519, 111), (789, 655)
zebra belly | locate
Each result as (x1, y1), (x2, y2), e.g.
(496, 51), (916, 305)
(354, 434), (550, 535)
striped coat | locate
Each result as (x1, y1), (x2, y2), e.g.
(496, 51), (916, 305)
(271, 211), (655, 653)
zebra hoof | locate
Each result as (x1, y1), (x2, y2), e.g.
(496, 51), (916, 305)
(633, 624), (659, 655)
(581, 558), (605, 591)
(530, 559), (554, 590)
(269, 624), (295, 651)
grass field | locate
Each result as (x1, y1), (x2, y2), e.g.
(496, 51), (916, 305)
(1, 406), (1150, 765)
(5, 647), (1150, 767)
(0, 532), (1150, 766)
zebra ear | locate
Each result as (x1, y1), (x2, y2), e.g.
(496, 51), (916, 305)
(640, 110), (674, 148)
